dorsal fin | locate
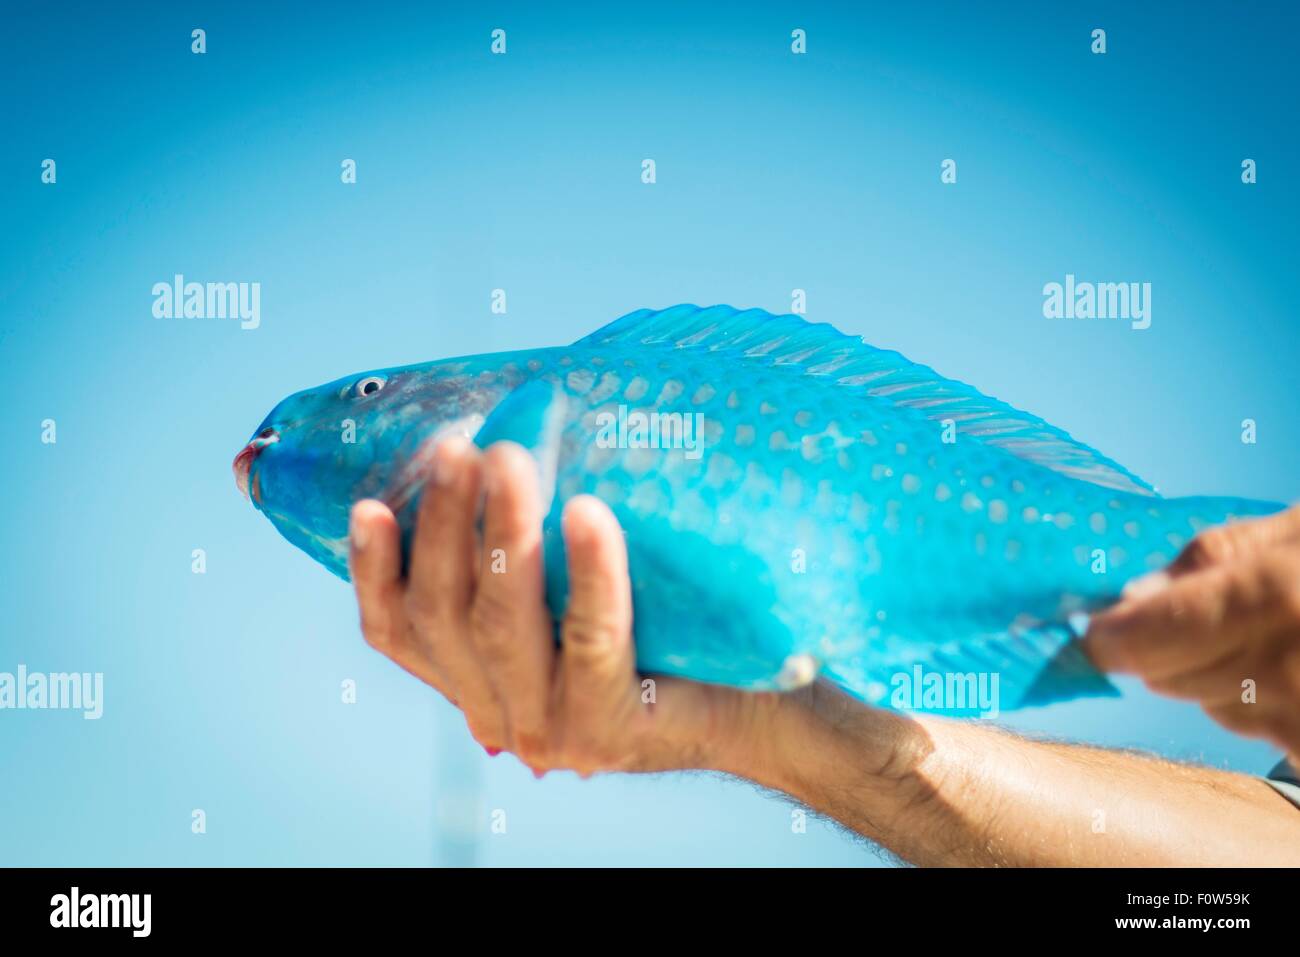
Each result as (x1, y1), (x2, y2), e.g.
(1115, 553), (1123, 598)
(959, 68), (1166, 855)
(576, 304), (1157, 497)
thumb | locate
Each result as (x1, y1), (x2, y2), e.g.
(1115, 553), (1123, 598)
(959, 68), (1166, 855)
(559, 496), (636, 698)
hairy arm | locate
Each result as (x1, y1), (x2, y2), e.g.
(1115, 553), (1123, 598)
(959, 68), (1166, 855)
(728, 683), (1300, 866)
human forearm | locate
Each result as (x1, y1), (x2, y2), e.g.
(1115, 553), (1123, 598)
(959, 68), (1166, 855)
(719, 683), (1300, 866)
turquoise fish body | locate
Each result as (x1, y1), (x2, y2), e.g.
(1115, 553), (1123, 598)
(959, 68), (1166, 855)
(236, 305), (1282, 713)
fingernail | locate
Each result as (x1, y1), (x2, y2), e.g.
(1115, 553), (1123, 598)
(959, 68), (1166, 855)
(484, 746), (501, 757)
(349, 510), (370, 551)
(1122, 570), (1170, 602)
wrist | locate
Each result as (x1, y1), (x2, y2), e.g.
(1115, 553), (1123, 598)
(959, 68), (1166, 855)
(712, 682), (925, 802)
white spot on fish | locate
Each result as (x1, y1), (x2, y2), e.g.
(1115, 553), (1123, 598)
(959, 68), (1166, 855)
(624, 376), (649, 401)
(566, 369), (596, 394)
(589, 371), (622, 403)
(657, 380), (684, 403)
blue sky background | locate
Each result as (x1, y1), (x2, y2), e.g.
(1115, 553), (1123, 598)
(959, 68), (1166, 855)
(1, 1), (1296, 865)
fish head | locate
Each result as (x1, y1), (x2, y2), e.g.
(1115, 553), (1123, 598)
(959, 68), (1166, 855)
(234, 359), (522, 576)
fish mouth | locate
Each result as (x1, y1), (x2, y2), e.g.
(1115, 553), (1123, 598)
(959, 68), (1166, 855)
(233, 428), (279, 503)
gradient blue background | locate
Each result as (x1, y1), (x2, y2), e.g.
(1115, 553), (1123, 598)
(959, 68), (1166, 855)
(2, 1), (1296, 865)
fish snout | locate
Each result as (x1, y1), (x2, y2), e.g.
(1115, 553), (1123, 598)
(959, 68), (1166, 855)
(233, 427), (279, 502)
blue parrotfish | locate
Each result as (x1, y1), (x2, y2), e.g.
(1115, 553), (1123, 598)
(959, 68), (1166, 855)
(233, 305), (1281, 713)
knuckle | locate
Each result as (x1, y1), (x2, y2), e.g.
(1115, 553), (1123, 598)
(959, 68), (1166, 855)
(469, 590), (517, 650)
(404, 591), (450, 637)
(512, 729), (552, 769)
(357, 614), (390, 651)
(1182, 529), (1235, 569)
(1142, 674), (1179, 697)
(562, 610), (621, 651)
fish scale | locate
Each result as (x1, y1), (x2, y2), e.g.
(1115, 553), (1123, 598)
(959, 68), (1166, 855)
(237, 304), (1283, 713)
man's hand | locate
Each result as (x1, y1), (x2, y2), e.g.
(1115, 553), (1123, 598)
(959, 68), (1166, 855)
(346, 437), (763, 777)
(1087, 505), (1300, 761)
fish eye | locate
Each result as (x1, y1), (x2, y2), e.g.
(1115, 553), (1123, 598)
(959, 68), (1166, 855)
(354, 376), (386, 398)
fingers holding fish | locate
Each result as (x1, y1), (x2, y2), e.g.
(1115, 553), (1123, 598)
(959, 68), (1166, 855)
(348, 499), (442, 689)
(1085, 564), (1255, 680)
(1169, 505), (1300, 575)
(471, 443), (557, 762)
(408, 436), (482, 624)
(400, 439), (511, 752)
(1086, 511), (1300, 756)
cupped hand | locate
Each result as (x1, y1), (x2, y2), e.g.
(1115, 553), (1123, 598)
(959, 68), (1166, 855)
(1087, 504), (1300, 761)
(346, 437), (768, 777)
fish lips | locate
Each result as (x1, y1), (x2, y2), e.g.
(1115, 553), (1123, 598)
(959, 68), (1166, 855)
(233, 430), (279, 504)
